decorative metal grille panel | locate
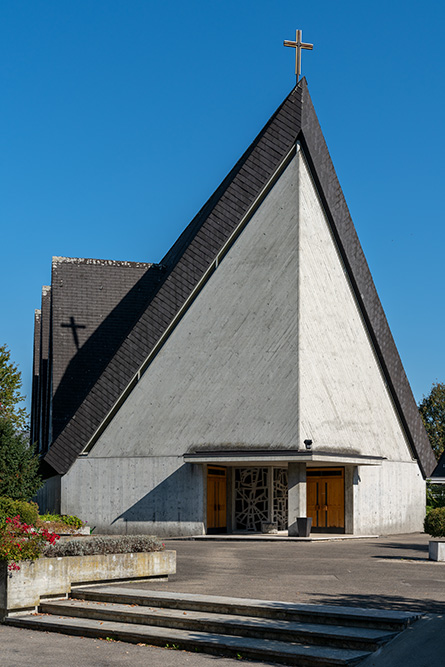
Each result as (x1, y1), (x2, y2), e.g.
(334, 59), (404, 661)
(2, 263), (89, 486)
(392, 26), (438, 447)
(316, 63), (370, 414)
(273, 468), (288, 530)
(234, 467), (289, 532)
(235, 468), (269, 532)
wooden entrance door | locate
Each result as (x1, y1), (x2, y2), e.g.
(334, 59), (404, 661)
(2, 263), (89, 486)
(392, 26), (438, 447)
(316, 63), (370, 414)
(307, 468), (345, 532)
(207, 467), (227, 533)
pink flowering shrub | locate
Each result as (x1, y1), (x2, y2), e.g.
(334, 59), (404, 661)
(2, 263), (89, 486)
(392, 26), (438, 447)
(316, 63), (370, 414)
(0, 515), (60, 571)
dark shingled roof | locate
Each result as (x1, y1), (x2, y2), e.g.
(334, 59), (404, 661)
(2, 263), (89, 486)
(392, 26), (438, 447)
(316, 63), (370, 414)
(431, 451), (445, 478)
(39, 287), (51, 453)
(42, 79), (436, 477)
(49, 257), (163, 443)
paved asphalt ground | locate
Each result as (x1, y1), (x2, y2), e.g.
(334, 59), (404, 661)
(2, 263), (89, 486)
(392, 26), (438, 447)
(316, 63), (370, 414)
(1, 533), (444, 666)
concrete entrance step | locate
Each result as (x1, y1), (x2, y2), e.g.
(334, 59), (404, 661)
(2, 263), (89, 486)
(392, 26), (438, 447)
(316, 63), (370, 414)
(73, 586), (420, 631)
(39, 598), (397, 651)
(172, 534), (380, 542)
(6, 613), (372, 666)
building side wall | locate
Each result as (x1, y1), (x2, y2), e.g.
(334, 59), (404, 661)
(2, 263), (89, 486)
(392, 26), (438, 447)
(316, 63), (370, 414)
(60, 457), (205, 536)
(38, 286), (52, 453)
(298, 150), (413, 463)
(35, 475), (61, 514)
(56, 459), (425, 536)
(352, 461), (425, 535)
(30, 309), (41, 447)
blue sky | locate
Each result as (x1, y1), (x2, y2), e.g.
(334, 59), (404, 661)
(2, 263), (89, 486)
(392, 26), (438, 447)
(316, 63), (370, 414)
(1, 1), (444, 412)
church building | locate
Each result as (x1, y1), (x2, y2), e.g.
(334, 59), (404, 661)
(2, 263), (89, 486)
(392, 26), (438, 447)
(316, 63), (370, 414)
(32, 77), (436, 536)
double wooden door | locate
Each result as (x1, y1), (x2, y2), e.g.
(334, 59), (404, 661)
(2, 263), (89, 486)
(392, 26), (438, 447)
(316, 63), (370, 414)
(207, 467), (227, 533)
(307, 468), (345, 532)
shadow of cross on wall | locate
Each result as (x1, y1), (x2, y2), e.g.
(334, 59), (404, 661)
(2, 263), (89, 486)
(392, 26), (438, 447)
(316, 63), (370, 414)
(61, 316), (86, 350)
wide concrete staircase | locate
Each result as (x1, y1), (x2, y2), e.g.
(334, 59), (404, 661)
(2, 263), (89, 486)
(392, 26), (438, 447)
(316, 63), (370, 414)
(6, 586), (420, 665)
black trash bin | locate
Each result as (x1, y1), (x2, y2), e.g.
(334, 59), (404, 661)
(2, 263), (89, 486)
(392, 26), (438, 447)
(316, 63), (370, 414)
(297, 517), (312, 537)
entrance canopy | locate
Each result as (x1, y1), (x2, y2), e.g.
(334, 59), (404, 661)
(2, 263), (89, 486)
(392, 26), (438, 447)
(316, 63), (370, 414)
(184, 449), (385, 467)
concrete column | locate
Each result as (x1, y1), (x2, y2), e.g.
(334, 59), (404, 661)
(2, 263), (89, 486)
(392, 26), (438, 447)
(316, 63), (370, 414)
(344, 466), (355, 535)
(288, 463), (307, 536)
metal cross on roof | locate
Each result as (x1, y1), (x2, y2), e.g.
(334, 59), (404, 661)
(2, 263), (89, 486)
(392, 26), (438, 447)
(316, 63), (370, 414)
(284, 29), (313, 82)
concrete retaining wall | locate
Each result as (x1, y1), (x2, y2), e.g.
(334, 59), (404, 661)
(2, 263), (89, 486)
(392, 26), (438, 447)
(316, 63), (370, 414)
(0, 550), (176, 619)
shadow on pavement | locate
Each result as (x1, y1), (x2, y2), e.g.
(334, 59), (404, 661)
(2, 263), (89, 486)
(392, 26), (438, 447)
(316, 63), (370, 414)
(372, 555), (430, 562)
(309, 592), (445, 614)
(376, 542), (429, 554)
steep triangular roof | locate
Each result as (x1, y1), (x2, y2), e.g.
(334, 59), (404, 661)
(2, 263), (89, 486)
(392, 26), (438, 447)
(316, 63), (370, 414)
(431, 451), (445, 478)
(43, 79), (436, 477)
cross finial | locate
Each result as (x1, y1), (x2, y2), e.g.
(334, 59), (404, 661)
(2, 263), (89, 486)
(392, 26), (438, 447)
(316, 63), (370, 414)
(284, 29), (313, 82)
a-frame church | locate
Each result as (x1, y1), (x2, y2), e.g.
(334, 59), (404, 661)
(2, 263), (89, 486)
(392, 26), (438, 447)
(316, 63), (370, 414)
(32, 77), (436, 536)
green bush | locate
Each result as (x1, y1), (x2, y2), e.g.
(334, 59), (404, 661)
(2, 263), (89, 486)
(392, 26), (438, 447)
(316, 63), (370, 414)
(0, 497), (15, 526)
(14, 500), (39, 525)
(60, 514), (83, 529)
(39, 512), (83, 529)
(0, 496), (39, 527)
(0, 418), (42, 500)
(424, 507), (445, 537)
(426, 481), (445, 509)
(42, 535), (165, 558)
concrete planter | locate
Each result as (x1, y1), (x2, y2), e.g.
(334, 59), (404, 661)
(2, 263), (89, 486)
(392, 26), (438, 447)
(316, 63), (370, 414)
(0, 550), (175, 620)
(261, 522), (278, 534)
(55, 525), (91, 536)
(39, 521), (90, 536)
(429, 540), (445, 561)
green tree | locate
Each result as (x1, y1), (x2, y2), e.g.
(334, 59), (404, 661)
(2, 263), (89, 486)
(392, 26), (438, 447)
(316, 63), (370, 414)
(0, 344), (42, 500)
(0, 419), (42, 500)
(419, 382), (445, 461)
(0, 344), (28, 431)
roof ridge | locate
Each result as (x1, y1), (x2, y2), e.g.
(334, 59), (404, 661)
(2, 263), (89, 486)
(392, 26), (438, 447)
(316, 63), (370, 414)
(52, 256), (154, 268)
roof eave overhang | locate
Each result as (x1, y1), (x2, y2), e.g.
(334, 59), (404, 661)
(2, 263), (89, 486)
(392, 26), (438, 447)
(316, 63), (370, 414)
(184, 450), (385, 467)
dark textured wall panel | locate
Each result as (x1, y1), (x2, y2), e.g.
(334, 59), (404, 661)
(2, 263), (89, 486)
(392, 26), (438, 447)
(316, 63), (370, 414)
(49, 258), (162, 442)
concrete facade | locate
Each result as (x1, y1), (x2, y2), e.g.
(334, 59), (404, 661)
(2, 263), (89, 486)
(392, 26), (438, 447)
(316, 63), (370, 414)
(90, 156), (301, 459)
(298, 153), (412, 461)
(61, 458), (204, 536)
(36, 148), (426, 537)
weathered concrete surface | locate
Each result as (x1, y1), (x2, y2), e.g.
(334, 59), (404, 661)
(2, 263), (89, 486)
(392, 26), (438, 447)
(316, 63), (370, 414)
(131, 533), (445, 614)
(0, 534), (443, 666)
(287, 462), (307, 536)
(91, 157), (300, 459)
(0, 623), (272, 666)
(297, 151), (425, 536)
(352, 461), (425, 536)
(62, 457), (205, 536)
(0, 551), (175, 617)
(298, 151), (411, 461)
